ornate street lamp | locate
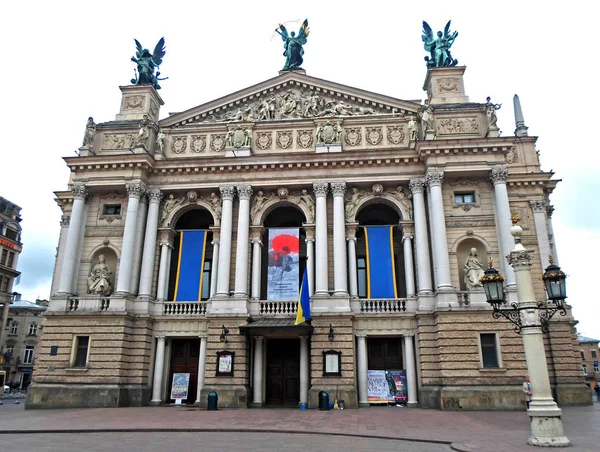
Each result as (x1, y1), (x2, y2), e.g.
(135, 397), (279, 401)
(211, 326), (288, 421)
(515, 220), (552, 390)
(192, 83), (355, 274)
(479, 220), (570, 447)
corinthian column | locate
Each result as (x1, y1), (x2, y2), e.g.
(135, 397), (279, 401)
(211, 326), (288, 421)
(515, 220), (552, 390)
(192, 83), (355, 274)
(313, 182), (329, 296)
(209, 227), (220, 298)
(546, 205), (559, 265)
(216, 186), (235, 296)
(234, 185), (252, 297)
(530, 200), (551, 270)
(490, 166), (516, 289)
(426, 169), (452, 290)
(116, 183), (144, 294)
(250, 226), (264, 300)
(346, 224), (358, 298)
(331, 182), (348, 296)
(130, 195), (148, 295)
(58, 184), (88, 295)
(156, 229), (175, 301)
(401, 222), (416, 298)
(304, 225), (315, 296)
(139, 188), (162, 299)
(409, 179), (432, 294)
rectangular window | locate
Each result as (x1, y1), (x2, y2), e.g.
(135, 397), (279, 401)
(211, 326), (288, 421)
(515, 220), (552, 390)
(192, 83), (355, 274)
(583, 364), (588, 375)
(201, 261), (211, 300)
(581, 351), (585, 360)
(6, 345), (14, 361)
(0, 249), (7, 265)
(592, 350), (597, 358)
(455, 192), (476, 204)
(5, 229), (18, 241)
(102, 204), (121, 215)
(480, 333), (500, 368)
(23, 346), (34, 364)
(28, 324), (37, 336)
(594, 366), (599, 373)
(357, 258), (367, 298)
(9, 322), (17, 335)
(7, 252), (14, 268)
(1, 276), (10, 292)
(73, 336), (90, 368)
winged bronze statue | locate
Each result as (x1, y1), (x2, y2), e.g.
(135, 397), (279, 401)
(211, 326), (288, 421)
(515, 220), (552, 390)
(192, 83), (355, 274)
(130, 37), (167, 90)
(422, 21), (458, 68)
(276, 19), (310, 71)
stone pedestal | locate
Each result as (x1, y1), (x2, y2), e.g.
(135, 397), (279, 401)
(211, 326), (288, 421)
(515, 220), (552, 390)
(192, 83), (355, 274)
(116, 85), (164, 122)
(225, 146), (252, 158)
(315, 143), (342, 153)
(423, 66), (469, 105)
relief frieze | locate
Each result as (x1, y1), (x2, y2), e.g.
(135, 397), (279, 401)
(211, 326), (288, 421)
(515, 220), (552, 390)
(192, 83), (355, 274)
(102, 133), (136, 150)
(436, 117), (480, 135)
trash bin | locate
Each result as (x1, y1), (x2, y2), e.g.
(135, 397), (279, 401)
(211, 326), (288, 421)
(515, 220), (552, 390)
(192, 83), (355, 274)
(318, 391), (330, 411)
(207, 391), (218, 411)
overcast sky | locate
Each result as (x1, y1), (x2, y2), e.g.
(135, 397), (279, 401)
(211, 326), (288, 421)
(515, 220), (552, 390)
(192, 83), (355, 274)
(1, 1), (598, 337)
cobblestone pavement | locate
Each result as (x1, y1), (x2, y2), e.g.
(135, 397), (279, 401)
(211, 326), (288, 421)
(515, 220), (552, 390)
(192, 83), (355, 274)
(1, 400), (599, 451)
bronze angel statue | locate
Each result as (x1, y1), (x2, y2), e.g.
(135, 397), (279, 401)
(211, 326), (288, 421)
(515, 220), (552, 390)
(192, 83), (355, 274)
(276, 19), (310, 71)
(130, 37), (167, 90)
(422, 21), (458, 69)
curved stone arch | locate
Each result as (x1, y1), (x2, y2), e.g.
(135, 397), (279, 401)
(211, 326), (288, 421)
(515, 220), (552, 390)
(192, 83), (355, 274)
(87, 243), (121, 261)
(5, 220), (22, 232)
(350, 193), (410, 223)
(167, 201), (219, 228)
(450, 234), (493, 254)
(86, 245), (119, 296)
(253, 197), (310, 226)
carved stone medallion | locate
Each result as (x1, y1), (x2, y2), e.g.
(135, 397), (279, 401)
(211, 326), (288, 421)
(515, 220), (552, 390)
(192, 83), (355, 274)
(344, 127), (362, 146)
(211, 134), (226, 152)
(372, 184), (384, 197)
(277, 187), (289, 199)
(256, 132), (272, 150)
(297, 130), (314, 149)
(366, 127), (383, 146)
(191, 135), (206, 153)
(386, 126), (405, 145)
(437, 78), (459, 93)
(171, 136), (187, 154)
(276, 131), (293, 149)
(125, 96), (144, 110)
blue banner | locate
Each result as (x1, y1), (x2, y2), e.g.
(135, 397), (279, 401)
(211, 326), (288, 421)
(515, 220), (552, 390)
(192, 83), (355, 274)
(364, 226), (397, 298)
(174, 230), (207, 302)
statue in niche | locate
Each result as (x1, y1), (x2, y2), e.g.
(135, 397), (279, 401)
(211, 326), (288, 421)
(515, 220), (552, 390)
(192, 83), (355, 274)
(87, 255), (113, 296)
(207, 192), (222, 222)
(408, 116), (419, 141)
(276, 19), (310, 71)
(297, 189), (315, 222)
(82, 117), (96, 148)
(345, 187), (361, 221)
(136, 115), (151, 147)
(161, 194), (184, 224)
(421, 21), (458, 68)
(463, 248), (485, 289)
(156, 129), (166, 152)
(418, 100), (435, 132)
(130, 38), (167, 90)
(484, 96), (502, 133)
(388, 186), (413, 220)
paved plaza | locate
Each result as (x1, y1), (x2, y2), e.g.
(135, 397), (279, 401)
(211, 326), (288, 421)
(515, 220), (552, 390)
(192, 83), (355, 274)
(1, 397), (599, 451)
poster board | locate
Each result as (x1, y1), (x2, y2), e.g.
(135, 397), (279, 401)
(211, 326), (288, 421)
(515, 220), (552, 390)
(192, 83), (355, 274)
(267, 228), (300, 300)
(367, 369), (408, 404)
(170, 372), (190, 401)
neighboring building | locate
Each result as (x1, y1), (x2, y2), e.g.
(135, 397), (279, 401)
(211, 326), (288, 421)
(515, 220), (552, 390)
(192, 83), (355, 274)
(0, 196), (22, 365)
(27, 42), (590, 410)
(578, 335), (599, 386)
(0, 295), (47, 390)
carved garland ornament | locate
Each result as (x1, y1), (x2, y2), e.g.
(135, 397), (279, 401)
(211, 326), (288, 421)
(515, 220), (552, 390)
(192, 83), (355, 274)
(125, 95), (145, 110)
(171, 136), (187, 154)
(386, 126), (405, 145)
(344, 127), (362, 146)
(437, 78), (459, 93)
(366, 127), (383, 145)
(191, 135), (207, 153)
(276, 131), (293, 149)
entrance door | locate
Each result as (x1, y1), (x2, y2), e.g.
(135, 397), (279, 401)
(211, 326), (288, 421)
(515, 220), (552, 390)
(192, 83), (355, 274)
(266, 339), (300, 406)
(168, 339), (199, 403)
(367, 337), (403, 370)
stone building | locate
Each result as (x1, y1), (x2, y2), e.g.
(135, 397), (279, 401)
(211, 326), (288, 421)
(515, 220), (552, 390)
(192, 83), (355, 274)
(578, 335), (599, 386)
(27, 54), (589, 410)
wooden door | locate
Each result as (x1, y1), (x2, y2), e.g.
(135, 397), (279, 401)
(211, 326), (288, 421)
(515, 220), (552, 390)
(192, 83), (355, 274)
(367, 337), (403, 370)
(265, 339), (300, 406)
(168, 339), (199, 403)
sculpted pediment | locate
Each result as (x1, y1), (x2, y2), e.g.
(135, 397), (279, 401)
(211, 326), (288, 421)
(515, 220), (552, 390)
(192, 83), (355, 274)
(160, 72), (420, 128)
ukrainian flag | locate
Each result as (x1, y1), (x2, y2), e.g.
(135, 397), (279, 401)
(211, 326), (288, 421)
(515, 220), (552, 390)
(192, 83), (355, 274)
(295, 269), (311, 325)
(364, 226), (398, 298)
(173, 230), (208, 301)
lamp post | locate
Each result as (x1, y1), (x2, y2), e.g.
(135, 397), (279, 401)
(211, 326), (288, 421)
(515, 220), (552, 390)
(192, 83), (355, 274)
(480, 221), (570, 447)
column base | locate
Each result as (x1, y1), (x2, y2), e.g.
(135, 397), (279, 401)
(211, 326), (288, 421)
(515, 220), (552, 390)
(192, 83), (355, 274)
(528, 416), (570, 447)
(407, 402), (419, 408)
(358, 402), (370, 408)
(250, 402), (264, 408)
(136, 295), (154, 302)
(113, 291), (130, 298)
(149, 400), (163, 406)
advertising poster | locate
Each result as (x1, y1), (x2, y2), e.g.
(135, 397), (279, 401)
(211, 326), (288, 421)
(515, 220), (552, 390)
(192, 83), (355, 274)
(170, 372), (190, 400)
(386, 370), (408, 404)
(367, 370), (390, 403)
(218, 354), (232, 374)
(267, 228), (300, 300)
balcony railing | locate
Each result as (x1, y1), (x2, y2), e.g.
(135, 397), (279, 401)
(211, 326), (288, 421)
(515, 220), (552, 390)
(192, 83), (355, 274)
(259, 300), (298, 316)
(357, 298), (407, 313)
(162, 302), (207, 316)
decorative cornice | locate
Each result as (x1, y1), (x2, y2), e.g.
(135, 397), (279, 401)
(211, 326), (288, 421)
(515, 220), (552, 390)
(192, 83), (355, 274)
(426, 169), (444, 187)
(72, 184), (88, 201)
(529, 200), (547, 213)
(409, 178), (426, 194)
(313, 181), (329, 197)
(147, 188), (163, 203)
(236, 185), (253, 200)
(220, 185), (235, 200)
(330, 181), (346, 197)
(126, 183), (144, 199)
(490, 165), (508, 184)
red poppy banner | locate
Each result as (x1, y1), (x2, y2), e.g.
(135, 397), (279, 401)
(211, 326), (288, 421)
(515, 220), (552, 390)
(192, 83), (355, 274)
(267, 228), (300, 300)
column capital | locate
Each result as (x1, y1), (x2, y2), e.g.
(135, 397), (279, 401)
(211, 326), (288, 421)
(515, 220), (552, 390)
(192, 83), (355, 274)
(490, 165), (509, 184)
(529, 199), (547, 213)
(158, 228), (176, 246)
(156, 335), (166, 340)
(409, 178), (426, 194)
(126, 182), (145, 199)
(299, 335), (309, 340)
(356, 334), (367, 339)
(303, 224), (315, 241)
(60, 214), (71, 227)
(330, 181), (346, 197)
(546, 204), (555, 218)
(255, 335), (265, 342)
(209, 226), (221, 243)
(198, 335), (208, 339)
(220, 185), (235, 200)
(346, 222), (359, 240)
(250, 225), (265, 243)
(403, 333), (415, 338)
(147, 188), (163, 203)
(72, 184), (89, 201)
(426, 169), (444, 187)
(236, 184), (253, 200)
(313, 181), (329, 197)
(507, 249), (534, 269)
(399, 220), (415, 237)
